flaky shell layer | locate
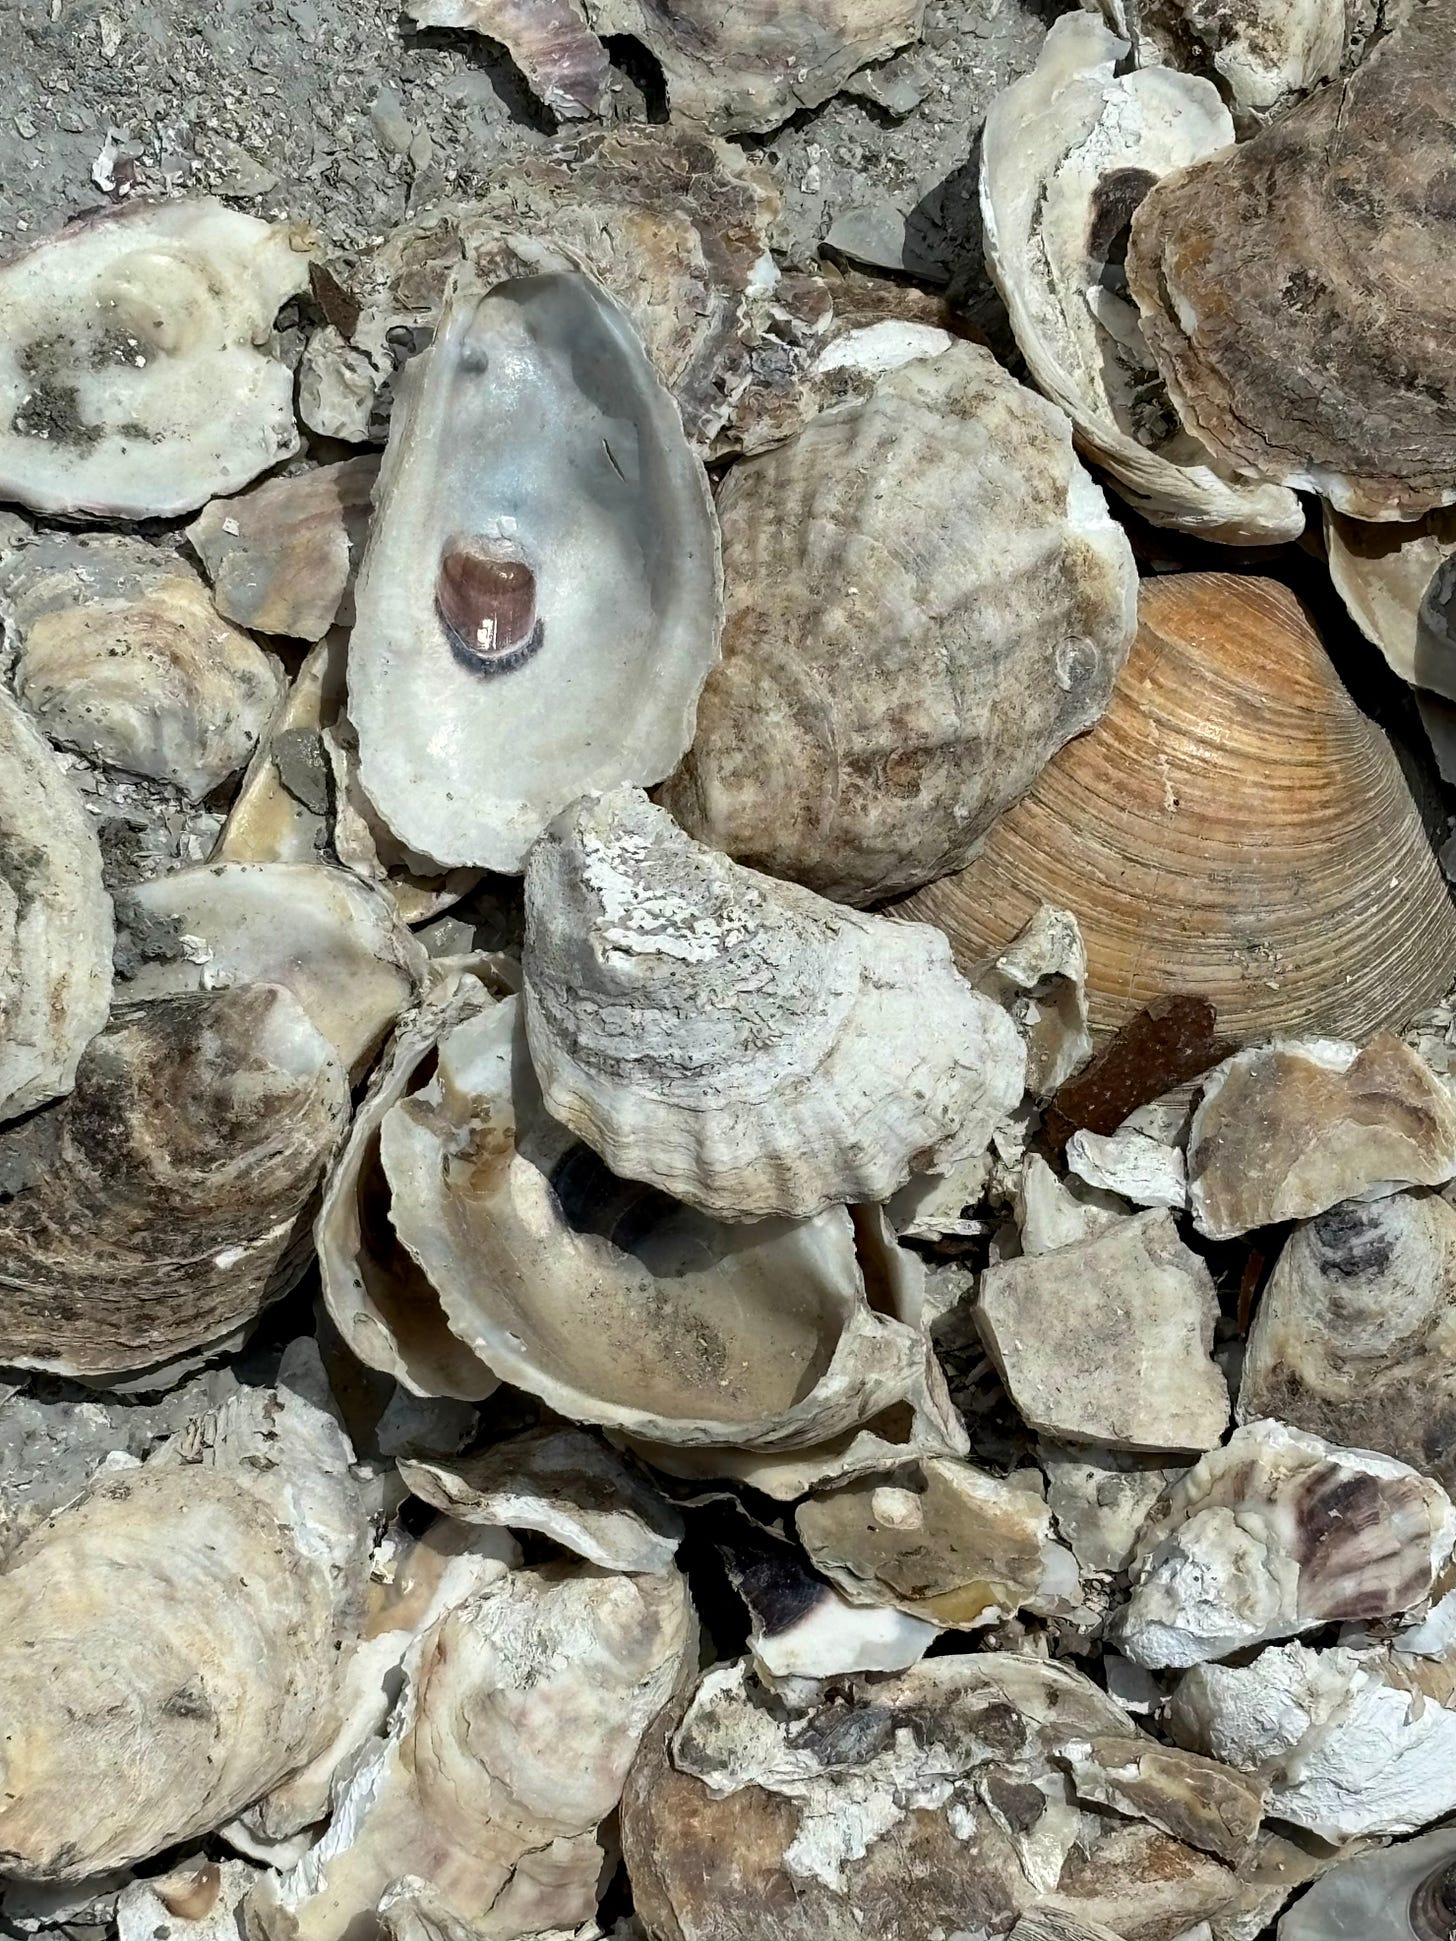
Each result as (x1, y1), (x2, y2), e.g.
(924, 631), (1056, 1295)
(661, 342), (1137, 904)
(0, 985), (347, 1379)
(0, 688), (113, 1123)
(1125, 6), (1456, 520)
(899, 574), (1456, 1044)
(524, 789), (1025, 1221)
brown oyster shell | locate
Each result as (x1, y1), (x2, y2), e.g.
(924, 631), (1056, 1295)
(899, 573), (1456, 1044)
(1125, 6), (1456, 520)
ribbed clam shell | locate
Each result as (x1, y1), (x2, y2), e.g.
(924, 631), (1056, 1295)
(899, 574), (1456, 1045)
(1125, 6), (1456, 520)
(661, 342), (1136, 905)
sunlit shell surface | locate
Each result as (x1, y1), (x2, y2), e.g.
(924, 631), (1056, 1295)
(661, 342), (1137, 904)
(0, 527), (283, 798)
(1089, 0), (1346, 124)
(215, 635), (344, 869)
(1126, 6), (1456, 520)
(980, 13), (1303, 543)
(400, 0), (611, 117)
(0, 688), (113, 1124)
(348, 265), (721, 873)
(523, 789), (1025, 1221)
(0, 1380), (367, 1879)
(0, 986), (347, 1379)
(899, 575), (1456, 1044)
(0, 199), (310, 517)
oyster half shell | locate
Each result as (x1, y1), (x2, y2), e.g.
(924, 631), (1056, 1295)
(0, 199), (310, 518)
(348, 262), (722, 873)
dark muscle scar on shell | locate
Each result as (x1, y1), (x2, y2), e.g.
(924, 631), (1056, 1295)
(436, 534), (544, 677)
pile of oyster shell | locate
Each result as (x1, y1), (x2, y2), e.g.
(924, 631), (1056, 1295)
(4, 2), (1456, 1939)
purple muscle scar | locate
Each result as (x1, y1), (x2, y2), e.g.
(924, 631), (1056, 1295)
(436, 535), (544, 676)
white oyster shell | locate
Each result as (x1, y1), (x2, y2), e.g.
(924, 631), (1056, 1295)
(1278, 1824), (1456, 1941)
(982, 12), (1304, 543)
(0, 1378), (368, 1879)
(116, 861), (426, 1080)
(0, 527), (283, 798)
(1115, 1420), (1456, 1669)
(1325, 504), (1456, 699)
(0, 687), (112, 1122)
(523, 788), (1026, 1222)
(720, 1532), (939, 1681)
(348, 263), (721, 873)
(0, 984), (347, 1379)
(980, 905), (1094, 1097)
(1084, 0), (1347, 126)
(0, 199), (310, 517)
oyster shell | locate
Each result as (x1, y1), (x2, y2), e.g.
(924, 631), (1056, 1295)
(401, 0), (610, 118)
(1238, 1193), (1456, 1493)
(978, 1208), (1229, 1452)
(0, 985), (346, 1379)
(1067, 1125), (1186, 1209)
(624, 1654), (1243, 1940)
(0, 1377), (368, 1878)
(0, 528), (283, 799)
(1279, 1826), (1456, 1941)
(382, 989), (964, 1465)
(1125, 5), (1456, 520)
(660, 342), (1136, 904)
(523, 788), (1026, 1221)
(900, 574), (1456, 1043)
(1115, 1420), (1456, 1669)
(979, 905), (1094, 1098)
(347, 265), (721, 873)
(215, 635), (344, 868)
(0, 687), (113, 1122)
(248, 1563), (694, 1941)
(399, 1427), (683, 1574)
(720, 1527), (939, 1680)
(116, 861), (427, 1080)
(1087, 0), (1346, 125)
(1325, 506), (1456, 699)
(0, 199), (310, 517)
(1187, 1036), (1456, 1240)
(186, 456), (379, 643)
(117, 1859), (257, 1941)
(981, 13), (1303, 542)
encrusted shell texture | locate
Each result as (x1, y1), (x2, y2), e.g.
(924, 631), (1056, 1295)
(0, 688), (113, 1123)
(0, 199), (310, 517)
(524, 789), (1025, 1221)
(348, 265), (722, 873)
(1091, 0), (1347, 125)
(1125, 5), (1456, 520)
(661, 342), (1137, 905)
(0, 986), (347, 1379)
(899, 574), (1456, 1044)
(980, 12), (1303, 542)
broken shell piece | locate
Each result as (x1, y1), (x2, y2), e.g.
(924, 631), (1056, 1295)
(0, 199), (310, 517)
(1279, 1825), (1456, 1941)
(1187, 1036), (1456, 1240)
(248, 1564), (693, 1941)
(978, 1209), (1229, 1452)
(1325, 506), (1456, 700)
(0, 689), (113, 1123)
(900, 575), (1456, 1044)
(383, 991), (960, 1461)
(1238, 1193), (1456, 1493)
(1116, 1420), (1456, 1670)
(1067, 1126), (1187, 1210)
(1057, 1736), (1265, 1864)
(1089, 0), (1345, 125)
(1169, 1641), (1456, 1841)
(322, 719), (483, 926)
(400, 1427), (684, 1573)
(348, 263), (721, 874)
(981, 13), (1303, 542)
(317, 964), (505, 1403)
(117, 861), (427, 1080)
(720, 1532), (939, 1680)
(215, 635), (343, 868)
(0, 1378), (367, 1878)
(0, 529), (283, 799)
(625, 1654), (1241, 1940)
(1017, 1153), (1127, 1257)
(795, 1457), (1075, 1628)
(979, 906), (1094, 1097)
(0, 985), (346, 1379)
(116, 1858), (257, 1941)
(1125, 8), (1456, 521)
(1041, 1442), (1186, 1576)
(186, 456), (379, 642)
(661, 343), (1136, 904)
(523, 789), (1026, 1222)
(1010, 1917), (1124, 1941)
(401, 0), (610, 118)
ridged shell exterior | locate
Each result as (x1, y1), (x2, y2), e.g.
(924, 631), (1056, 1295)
(899, 574), (1456, 1045)
(0, 986), (347, 1379)
(661, 343), (1137, 905)
(524, 789), (1026, 1220)
(1125, 6), (1456, 520)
